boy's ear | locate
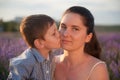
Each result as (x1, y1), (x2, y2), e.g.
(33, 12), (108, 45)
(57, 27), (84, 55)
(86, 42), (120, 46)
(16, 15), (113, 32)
(34, 39), (44, 49)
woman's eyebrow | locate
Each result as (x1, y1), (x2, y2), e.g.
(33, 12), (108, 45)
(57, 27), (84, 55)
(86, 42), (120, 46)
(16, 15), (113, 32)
(71, 25), (79, 28)
(60, 23), (66, 26)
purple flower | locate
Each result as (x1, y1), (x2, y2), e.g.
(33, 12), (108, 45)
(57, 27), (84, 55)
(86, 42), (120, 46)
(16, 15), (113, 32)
(110, 61), (120, 78)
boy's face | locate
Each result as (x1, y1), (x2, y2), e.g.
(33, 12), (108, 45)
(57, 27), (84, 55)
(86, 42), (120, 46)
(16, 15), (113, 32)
(43, 23), (60, 50)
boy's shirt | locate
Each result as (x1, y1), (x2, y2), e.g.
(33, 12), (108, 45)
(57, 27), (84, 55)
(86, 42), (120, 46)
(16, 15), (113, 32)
(7, 48), (56, 80)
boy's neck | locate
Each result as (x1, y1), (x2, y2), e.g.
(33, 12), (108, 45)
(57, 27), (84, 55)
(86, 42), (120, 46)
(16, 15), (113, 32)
(37, 48), (50, 59)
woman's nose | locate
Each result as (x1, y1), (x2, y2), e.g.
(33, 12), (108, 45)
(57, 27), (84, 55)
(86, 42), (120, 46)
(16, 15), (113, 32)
(63, 29), (70, 37)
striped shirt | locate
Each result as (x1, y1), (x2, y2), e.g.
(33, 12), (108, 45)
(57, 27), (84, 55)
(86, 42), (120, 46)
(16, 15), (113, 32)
(7, 48), (56, 80)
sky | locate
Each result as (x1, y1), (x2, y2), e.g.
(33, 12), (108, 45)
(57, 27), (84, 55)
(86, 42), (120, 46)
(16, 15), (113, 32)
(0, 0), (120, 25)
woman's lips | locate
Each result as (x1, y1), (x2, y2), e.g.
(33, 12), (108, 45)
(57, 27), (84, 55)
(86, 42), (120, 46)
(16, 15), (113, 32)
(62, 40), (71, 44)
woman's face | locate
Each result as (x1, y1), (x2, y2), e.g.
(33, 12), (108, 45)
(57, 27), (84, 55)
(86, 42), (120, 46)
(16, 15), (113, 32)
(59, 12), (92, 51)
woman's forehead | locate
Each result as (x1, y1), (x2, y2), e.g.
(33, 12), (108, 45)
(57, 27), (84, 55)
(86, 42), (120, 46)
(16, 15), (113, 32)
(61, 13), (85, 27)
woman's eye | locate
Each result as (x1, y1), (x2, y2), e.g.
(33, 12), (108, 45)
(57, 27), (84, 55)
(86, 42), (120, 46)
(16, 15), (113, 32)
(72, 28), (79, 31)
(61, 25), (67, 30)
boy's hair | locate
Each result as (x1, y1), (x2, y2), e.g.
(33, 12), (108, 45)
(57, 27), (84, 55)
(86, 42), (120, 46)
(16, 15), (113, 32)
(20, 14), (54, 48)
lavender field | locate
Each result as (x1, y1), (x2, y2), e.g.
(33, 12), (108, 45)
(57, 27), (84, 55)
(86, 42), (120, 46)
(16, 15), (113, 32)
(0, 32), (120, 80)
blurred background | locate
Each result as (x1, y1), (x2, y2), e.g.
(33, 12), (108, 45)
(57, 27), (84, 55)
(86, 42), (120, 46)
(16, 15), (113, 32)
(0, 0), (120, 80)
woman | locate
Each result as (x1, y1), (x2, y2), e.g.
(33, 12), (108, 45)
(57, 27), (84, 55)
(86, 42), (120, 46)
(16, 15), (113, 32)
(55, 6), (109, 80)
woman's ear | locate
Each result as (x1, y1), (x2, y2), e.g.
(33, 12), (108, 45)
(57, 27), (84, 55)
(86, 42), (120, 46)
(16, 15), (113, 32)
(86, 33), (93, 43)
(34, 39), (44, 49)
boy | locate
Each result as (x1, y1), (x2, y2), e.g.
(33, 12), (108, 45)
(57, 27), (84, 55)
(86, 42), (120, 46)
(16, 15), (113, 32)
(7, 14), (60, 80)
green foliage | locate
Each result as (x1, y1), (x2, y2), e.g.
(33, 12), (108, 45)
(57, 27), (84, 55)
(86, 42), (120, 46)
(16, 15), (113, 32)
(0, 59), (9, 80)
(95, 25), (120, 32)
(0, 21), (20, 32)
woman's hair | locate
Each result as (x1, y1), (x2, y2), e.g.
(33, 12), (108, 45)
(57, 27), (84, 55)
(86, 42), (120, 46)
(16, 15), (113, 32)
(20, 14), (54, 48)
(62, 6), (101, 58)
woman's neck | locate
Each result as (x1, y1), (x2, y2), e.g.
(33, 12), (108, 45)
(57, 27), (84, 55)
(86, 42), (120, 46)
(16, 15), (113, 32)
(64, 49), (88, 69)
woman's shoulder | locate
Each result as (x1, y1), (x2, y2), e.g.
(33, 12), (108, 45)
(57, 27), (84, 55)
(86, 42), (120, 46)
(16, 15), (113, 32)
(88, 56), (106, 74)
(87, 55), (109, 80)
(88, 55), (106, 73)
(88, 55), (105, 64)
